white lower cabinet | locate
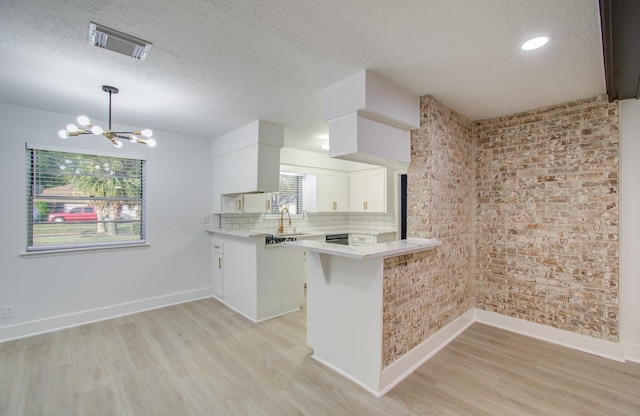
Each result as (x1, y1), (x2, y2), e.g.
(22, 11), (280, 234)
(210, 234), (304, 322)
(211, 241), (224, 297)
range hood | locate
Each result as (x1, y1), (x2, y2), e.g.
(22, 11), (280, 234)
(211, 120), (284, 212)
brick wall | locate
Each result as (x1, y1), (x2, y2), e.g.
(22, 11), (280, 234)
(382, 96), (476, 366)
(474, 95), (619, 341)
(383, 94), (619, 368)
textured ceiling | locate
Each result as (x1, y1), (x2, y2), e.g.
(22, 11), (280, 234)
(0, 0), (605, 152)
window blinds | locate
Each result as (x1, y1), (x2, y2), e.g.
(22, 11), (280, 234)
(270, 173), (304, 215)
(26, 145), (146, 251)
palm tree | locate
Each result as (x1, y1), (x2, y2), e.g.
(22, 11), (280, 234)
(69, 155), (143, 235)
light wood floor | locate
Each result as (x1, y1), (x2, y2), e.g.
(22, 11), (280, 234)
(1, 298), (639, 415)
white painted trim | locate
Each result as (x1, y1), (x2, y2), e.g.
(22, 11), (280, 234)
(255, 307), (301, 323)
(21, 243), (150, 258)
(310, 354), (382, 397)
(210, 297), (300, 323)
(211, 297), (258, 323)
(473, 309), (625, 362)
(0, 288), (211, 343)
(26, 142), (147, 160)
(623, 342), (640, 363)
(379, 309), (474, 396)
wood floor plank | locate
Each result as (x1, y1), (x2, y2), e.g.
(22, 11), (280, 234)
(1, 298), (639, 415)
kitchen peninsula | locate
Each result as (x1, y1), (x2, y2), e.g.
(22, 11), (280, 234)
(282, 237), (442, 396)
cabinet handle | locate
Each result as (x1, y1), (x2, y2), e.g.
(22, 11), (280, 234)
(266, 200), (270, 210)
(218, 258), (222, 269)
(237, 200), (242, 211)
(333, 201), (337, 210)
(363, 201), (366, 210)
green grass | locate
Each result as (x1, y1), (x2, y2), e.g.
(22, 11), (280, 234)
(31, 222), (142, 246)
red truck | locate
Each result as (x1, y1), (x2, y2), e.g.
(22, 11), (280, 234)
(47, 206), (98, 222)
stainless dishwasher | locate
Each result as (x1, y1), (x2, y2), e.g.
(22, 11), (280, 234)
(325, 233), (349, 245)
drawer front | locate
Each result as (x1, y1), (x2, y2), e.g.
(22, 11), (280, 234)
(212, 240), (224, 253)
(350, 234), (375, 244)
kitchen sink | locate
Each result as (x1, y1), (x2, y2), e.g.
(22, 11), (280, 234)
(266, 232), (311, 245)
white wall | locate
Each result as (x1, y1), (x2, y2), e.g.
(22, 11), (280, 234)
(0, 103), (212, 342)
(620, 98), (640, 362)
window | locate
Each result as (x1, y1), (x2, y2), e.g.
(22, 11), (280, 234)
(26, 144), (146, 252)
(269, 173), (304, 215)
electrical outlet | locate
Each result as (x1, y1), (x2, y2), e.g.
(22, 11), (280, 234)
(3, 305), (14, 319)
(203, 215), (209, 224)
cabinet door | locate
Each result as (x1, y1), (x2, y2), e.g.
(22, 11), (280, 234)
(348, 173), (367, 212)
(348, 168), (387, 213)
(222, 195), (242, 213)
(243, 193), (271, 213)
(318, 172), (348, 211)
(212, 251), (224, 297)
(365, 169), (386, 212)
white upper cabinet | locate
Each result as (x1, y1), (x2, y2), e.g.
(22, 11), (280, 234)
(221, 193), (271, 214)
(348, 168), (387, 213)
(221, 195), (243, 213)
(242, 193), (272, 213)
(318, 171), (348, 212)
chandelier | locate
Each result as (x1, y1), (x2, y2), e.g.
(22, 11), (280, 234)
(58, 85), (156, 148)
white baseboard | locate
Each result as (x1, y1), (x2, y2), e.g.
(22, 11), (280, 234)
(256, 307), (302, 323)
(623, 342), (640, 363)
(211, 297), (259, 323)
(372, 308), (627, 396)
(379, 309), (474, 396)
(310, 354), (381, 397)
(0, 288), (212, 343)
(211, 295), (302, 323)
(473, 309), (625, 362)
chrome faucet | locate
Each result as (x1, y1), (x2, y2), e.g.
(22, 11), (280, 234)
(278, 206), (291, 233)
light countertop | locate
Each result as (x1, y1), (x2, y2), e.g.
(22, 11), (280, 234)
(206, 229), (396, 239)
(206, 229), (269, 238)
(281, 237), (442, 260)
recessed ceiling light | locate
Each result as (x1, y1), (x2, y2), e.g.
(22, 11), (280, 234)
(320, 144), (330, 150)
(521, 36), (549, 51)
(314, 133), (329, 140)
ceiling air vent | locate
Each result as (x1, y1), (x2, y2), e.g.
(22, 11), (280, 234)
(88, 22), (152, 60)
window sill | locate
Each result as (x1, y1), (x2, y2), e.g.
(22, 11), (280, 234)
(20, 243), (150, 258)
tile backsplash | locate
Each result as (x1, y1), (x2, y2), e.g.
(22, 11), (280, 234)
(217, 211), (396, 234)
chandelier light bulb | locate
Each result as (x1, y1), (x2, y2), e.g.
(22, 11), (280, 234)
(77, 115), (90, 126)
(59, 85), (157, 148)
